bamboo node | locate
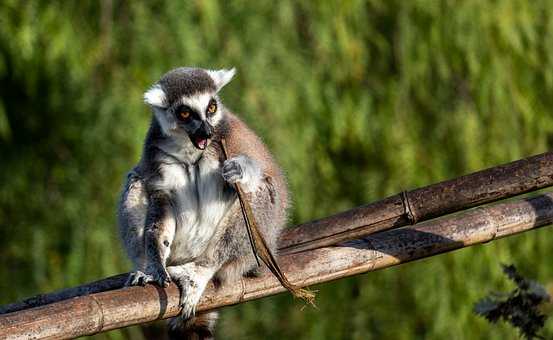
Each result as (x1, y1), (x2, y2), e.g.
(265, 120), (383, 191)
(89, 294), (105, 333)
(238, 276), (246, 302)
(401, 191), (418, 224)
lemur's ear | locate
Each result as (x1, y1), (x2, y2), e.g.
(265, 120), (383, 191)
(144, 84), (167, 108)
(207, 68), (236, 92)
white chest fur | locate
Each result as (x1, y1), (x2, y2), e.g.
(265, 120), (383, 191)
(155, 155), (235, 263)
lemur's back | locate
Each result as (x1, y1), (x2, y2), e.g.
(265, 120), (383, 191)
(224, 112), (289, 230)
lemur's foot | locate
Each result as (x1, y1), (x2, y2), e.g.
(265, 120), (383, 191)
(222, 155), (262, 192)
(126, 266), (171, 287)
(244, 265), (262, 278)
(168, 266), (204, 319)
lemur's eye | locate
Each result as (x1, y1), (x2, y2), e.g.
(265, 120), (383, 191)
(207, 100), (217, 115)
(180, 111), (191, 119)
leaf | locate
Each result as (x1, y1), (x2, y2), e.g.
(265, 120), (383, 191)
(474, 264), (550, 339)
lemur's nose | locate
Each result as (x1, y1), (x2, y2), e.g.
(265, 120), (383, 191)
(200, 121), (213, 138)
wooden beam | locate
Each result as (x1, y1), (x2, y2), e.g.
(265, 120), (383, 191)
(2, 192), (553, 339)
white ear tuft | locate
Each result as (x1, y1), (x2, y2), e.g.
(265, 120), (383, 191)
(207, 67), (236, 91)
(144, 85), (167, 108)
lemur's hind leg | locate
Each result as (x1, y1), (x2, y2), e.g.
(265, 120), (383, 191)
(166, 261), (222, 340)
(167, 263), (219, 319)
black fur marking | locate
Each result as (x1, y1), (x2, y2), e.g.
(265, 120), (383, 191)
(174, 104), (201, 122)
(265, 176), (276, 204)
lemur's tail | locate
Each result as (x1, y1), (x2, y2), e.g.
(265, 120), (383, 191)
(168, 312), (219, 340)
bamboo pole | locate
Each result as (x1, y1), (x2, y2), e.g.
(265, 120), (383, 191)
(3, 151), (553, 316)
(2, 192), (553, 339)
(280, 151), (553, 254)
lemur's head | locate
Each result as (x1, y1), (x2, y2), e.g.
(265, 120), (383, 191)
(144, 67), (235, 150)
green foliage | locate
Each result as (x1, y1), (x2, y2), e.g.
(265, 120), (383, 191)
(1, 1), (553, 339)
(475, 264), (550, 339)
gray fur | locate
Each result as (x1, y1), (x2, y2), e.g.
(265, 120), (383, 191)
(117, 67), (288, 339)
(159, 67), (216, 103)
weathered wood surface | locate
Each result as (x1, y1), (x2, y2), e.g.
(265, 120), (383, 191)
(0, 274), (129, 316)
(280, 151), (553, 254)
(2, 192), (553, 339)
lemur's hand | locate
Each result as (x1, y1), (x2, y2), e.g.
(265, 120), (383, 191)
(126, 264), (171, 287)
(222, 155), (263, 192)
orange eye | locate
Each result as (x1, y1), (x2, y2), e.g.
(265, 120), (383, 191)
(208, 102), (217, 114)
(180, 111), (191, 119)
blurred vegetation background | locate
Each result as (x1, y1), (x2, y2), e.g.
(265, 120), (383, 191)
(2, 0), (553, 339)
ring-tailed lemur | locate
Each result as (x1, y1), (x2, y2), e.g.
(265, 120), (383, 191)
(117, 67), (289, 339)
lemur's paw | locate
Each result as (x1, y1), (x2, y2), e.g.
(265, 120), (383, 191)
(126, 271), (155, 286)
(168, 268), (203, 319)
(222, 157), (244, 184)
(127, 266), (171, 287)
(222, 155), (262, 192)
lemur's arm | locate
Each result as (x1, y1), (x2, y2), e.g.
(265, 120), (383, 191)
(127, 189), (175, 287)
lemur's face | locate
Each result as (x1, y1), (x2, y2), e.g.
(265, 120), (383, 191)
(170, 92), (219, 149)
(144, 67), (235, 150)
